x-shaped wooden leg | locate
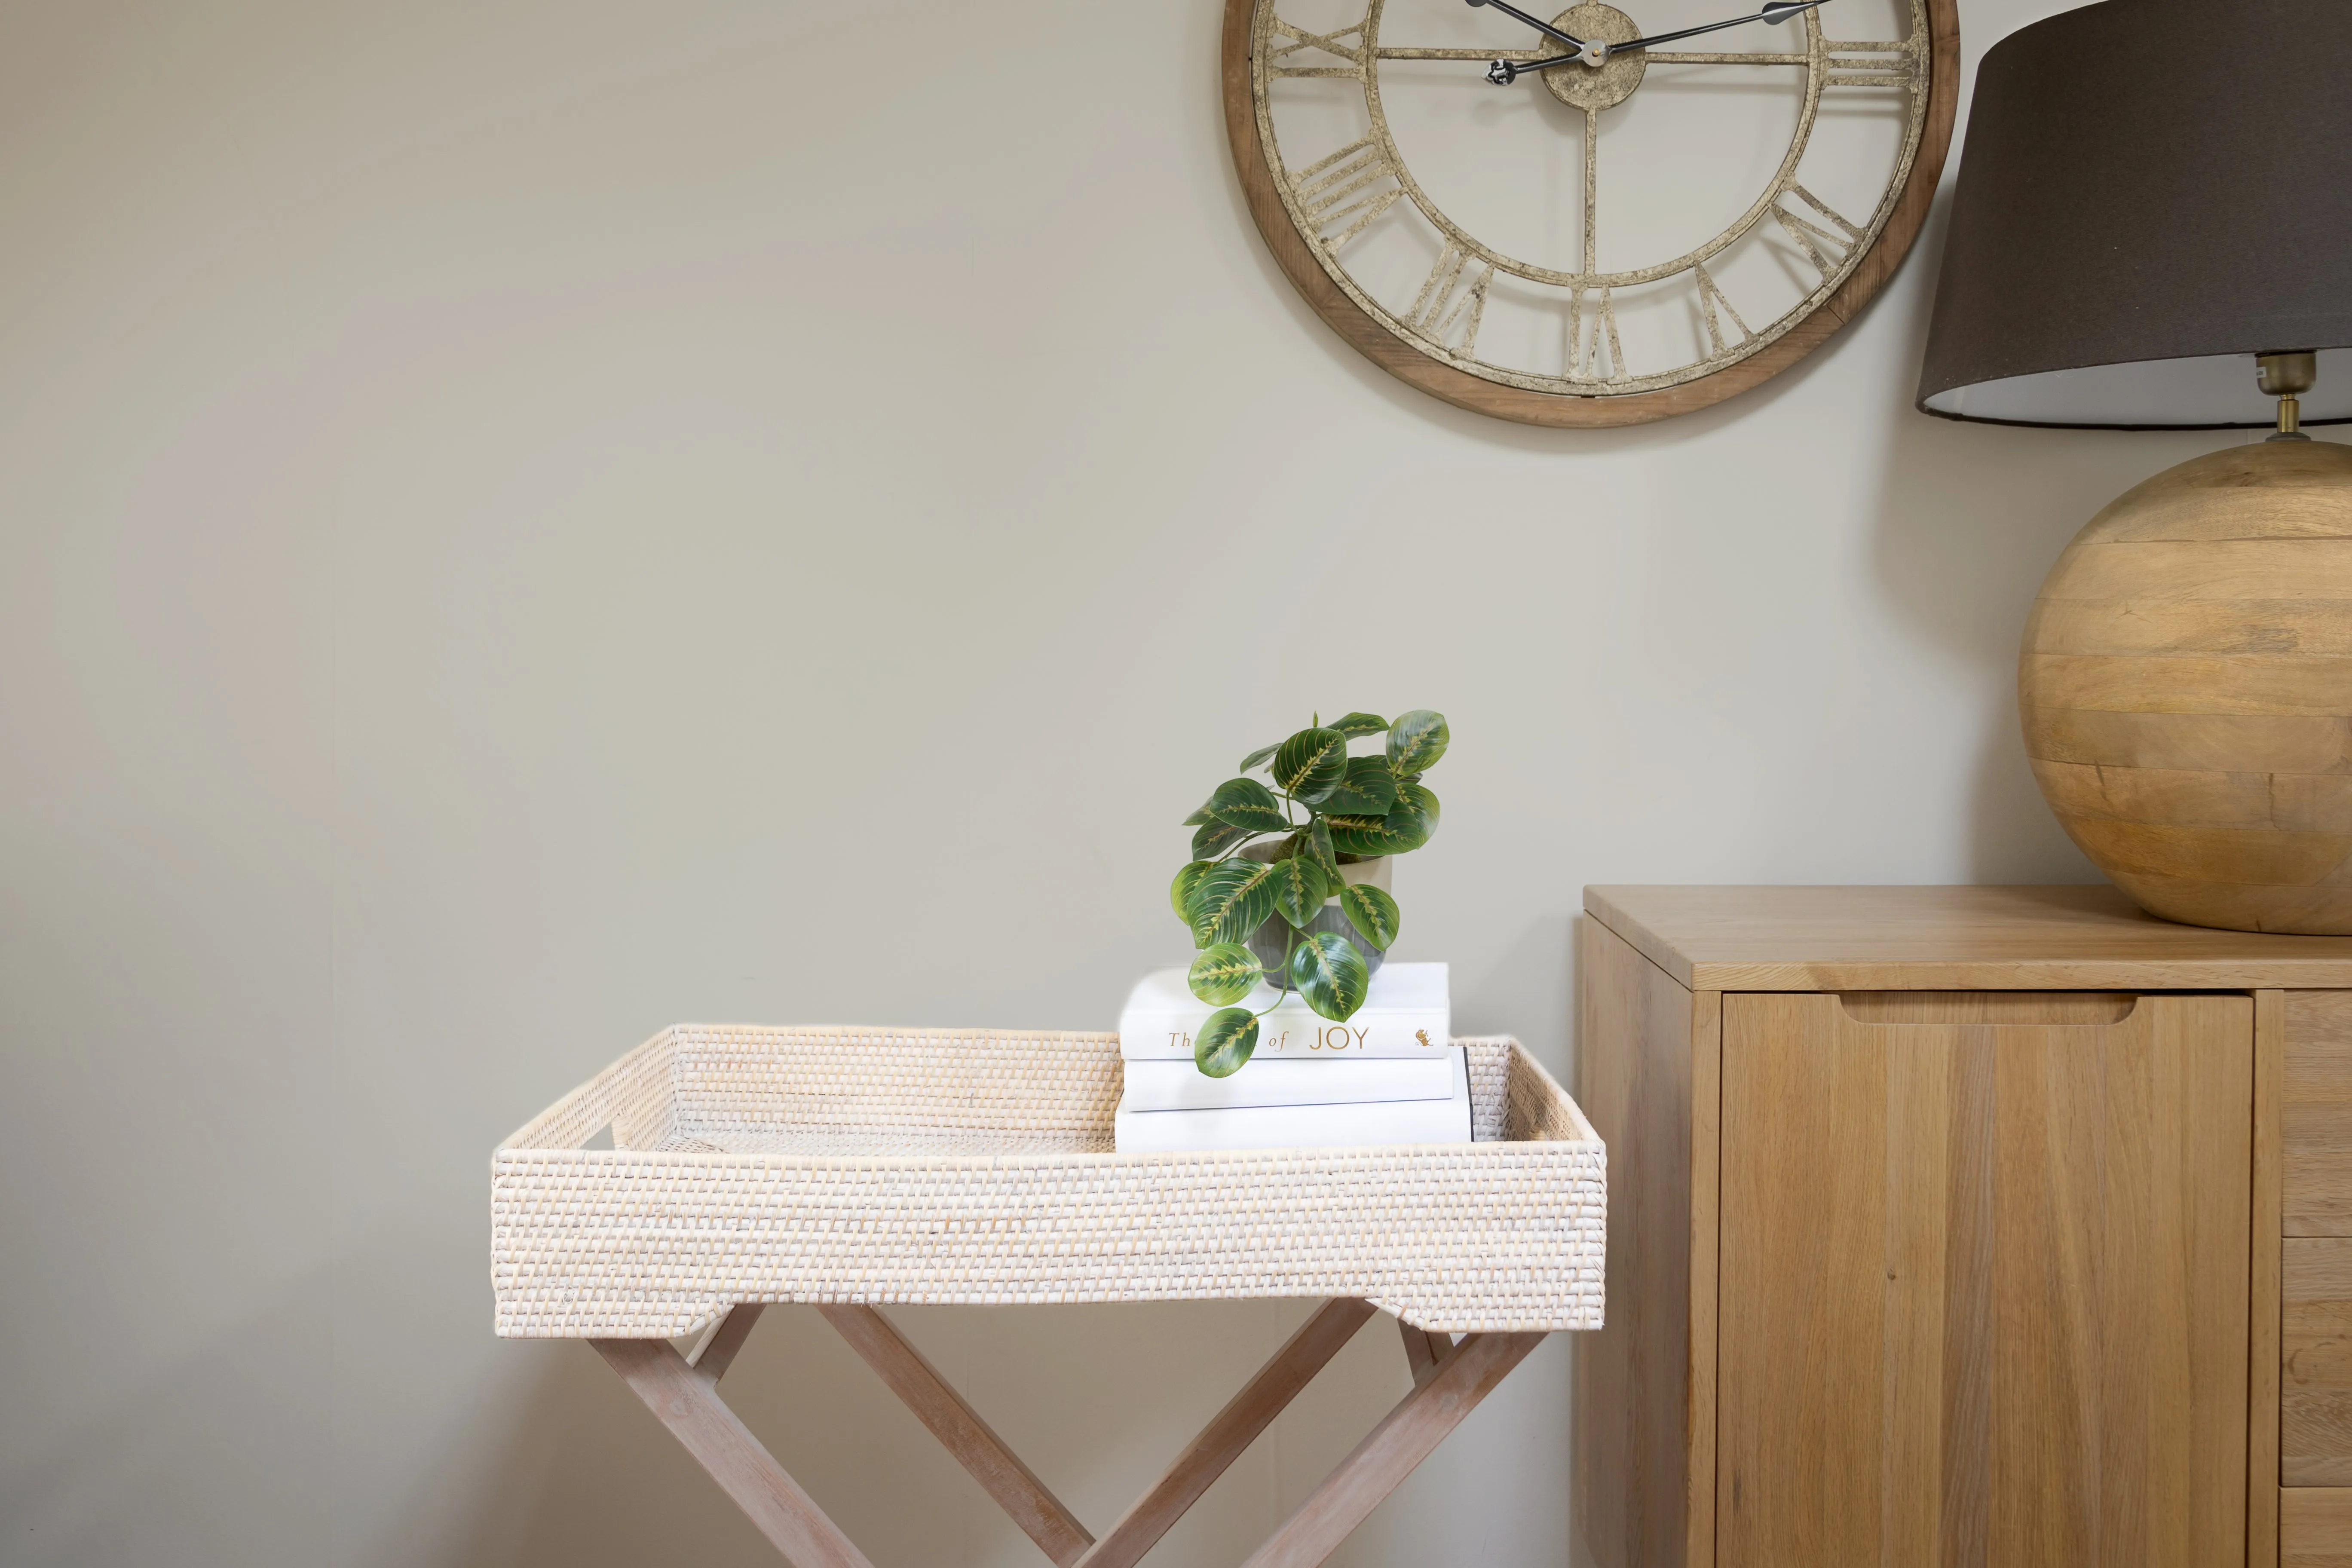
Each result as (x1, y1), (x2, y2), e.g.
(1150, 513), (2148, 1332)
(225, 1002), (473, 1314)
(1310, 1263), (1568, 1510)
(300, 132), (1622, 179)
(592, 1301), (1544, 1568)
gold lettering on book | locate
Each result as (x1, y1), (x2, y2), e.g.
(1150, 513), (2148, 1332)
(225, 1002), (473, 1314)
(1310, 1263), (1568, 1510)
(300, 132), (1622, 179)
(1416, 1029), (1432, 1048)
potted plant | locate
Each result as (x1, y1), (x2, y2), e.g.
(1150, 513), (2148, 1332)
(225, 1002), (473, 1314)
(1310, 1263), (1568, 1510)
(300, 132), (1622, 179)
(1170, 710), (1448, 1076)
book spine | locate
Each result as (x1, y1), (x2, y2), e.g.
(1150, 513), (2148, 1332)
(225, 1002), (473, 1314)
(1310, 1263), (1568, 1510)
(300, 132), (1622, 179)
(1118, 1010), (1450, 1060)
(1112, 1055), (1471, 1152)
(1119, 1051), (1460, 1111)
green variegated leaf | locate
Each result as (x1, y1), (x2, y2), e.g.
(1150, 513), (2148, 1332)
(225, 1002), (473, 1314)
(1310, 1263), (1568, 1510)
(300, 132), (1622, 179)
(1171, 860), (1212, 922)
(1238, 742), (1280, 772)
(1194, 1008), (1260, 1077)
(1328, 810), (1417, 856)
(1272, 726), (1348, 802)
(1302, 817), (1344, 885)
(1182, 804), (1213, 826)
(1266, 852), (1331, 929)
(1321, 813), (1387, 855)
(1399, 781), (1439, 833)
(1385, 710), (1449, 775)
(1329, 783), (1439, 856)
(1188, 943), (1264, 1005)
(1189, 856), (1280, 946)
(1288, 931), (1370, 1022)
(1330, 711), (1389, 738)
(1317, 755), (1397, 816)
(1206, 776), (1289, 834)
(1337, 882), (1400, 950)
(1191, 819), (1255, 861)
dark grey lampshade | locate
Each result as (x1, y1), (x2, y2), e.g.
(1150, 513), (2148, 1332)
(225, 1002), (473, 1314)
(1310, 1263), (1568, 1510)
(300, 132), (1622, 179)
(1917, 0), (2352, 429)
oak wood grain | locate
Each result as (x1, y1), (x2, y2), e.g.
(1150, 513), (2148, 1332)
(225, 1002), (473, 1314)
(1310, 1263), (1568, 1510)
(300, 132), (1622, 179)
(1573, 916), (1700, 1568)
(2285, 1485), (2352, 1566)
(1685, 986), (1721, 1568)
(818, 1304), (1093, 1566)
(2285, 1240), (2352, 1486)
(1585, 884), (2352, 992)
(1715, 991), (2252, 1568)
(2289, 992), (2352, 1235)
(593, 1337), (875, 1568)
(2261, 993), (2287, 1566)
(1218, 0), (1959, 429)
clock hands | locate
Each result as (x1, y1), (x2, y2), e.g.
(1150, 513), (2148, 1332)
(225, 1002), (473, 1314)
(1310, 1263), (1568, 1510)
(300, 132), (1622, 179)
(1610, 0), (1829, 54)
(1485, 0), (1829, 84)
(1464, 0), (1587, 53)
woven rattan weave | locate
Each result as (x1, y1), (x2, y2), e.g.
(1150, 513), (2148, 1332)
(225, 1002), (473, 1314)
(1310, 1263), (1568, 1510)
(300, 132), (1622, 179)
(493, 1026), (1605, 1338)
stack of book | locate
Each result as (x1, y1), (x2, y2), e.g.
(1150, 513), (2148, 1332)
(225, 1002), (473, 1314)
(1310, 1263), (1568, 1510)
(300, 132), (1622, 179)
(1114, 962), (1466, 1152)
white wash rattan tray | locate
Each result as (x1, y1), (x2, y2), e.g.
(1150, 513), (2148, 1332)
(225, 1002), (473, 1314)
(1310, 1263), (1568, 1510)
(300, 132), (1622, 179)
(492, 1025), (1606, 1339)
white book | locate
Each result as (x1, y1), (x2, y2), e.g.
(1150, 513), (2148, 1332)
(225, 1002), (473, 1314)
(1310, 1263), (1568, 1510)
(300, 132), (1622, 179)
(1118, 961), (1450, 1062)
(1114, 1047), (1471, 1152)
(1119, 1050), (1462, 1112)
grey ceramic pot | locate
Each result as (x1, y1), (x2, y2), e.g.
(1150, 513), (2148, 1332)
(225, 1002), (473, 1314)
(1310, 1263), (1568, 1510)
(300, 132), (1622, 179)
(1237, 845), (1393, 980)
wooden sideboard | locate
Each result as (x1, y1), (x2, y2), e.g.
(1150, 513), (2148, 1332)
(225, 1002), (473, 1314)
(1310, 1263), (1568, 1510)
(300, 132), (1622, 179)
(1572, 885), (2352, 1568)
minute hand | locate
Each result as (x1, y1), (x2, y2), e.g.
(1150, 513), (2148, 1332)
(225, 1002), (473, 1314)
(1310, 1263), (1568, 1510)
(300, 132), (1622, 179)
(1465, 0), (1584, 50)
(1604, 0), (1829, 57)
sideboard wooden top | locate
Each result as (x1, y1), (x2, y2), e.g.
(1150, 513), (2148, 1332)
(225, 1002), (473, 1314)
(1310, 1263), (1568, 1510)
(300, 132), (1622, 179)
(1584, 884), (2352, 992)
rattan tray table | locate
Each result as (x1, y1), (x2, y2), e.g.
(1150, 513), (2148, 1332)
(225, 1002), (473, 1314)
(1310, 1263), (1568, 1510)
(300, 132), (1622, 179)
(493, 1024), (1606, 1568)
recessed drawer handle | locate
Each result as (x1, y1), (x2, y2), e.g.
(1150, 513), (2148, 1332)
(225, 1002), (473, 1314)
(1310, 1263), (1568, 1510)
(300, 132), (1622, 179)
(1836, 991), (2140, 1026)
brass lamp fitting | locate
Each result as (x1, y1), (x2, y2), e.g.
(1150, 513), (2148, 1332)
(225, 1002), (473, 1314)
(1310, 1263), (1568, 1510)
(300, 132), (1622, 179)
(2260, 350), (2318, 441)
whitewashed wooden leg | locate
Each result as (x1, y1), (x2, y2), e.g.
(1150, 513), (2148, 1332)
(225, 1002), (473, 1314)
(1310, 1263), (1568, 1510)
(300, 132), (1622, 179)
(1074, 1298), (1377, 1568)
(818, 1303), (1095, 1567)
(593, 1336), (873, 1568)
(1240, 1330), (1548, 1568)
(1396, 1317), (1452, 1388)
(689, 1302), (766, 1380)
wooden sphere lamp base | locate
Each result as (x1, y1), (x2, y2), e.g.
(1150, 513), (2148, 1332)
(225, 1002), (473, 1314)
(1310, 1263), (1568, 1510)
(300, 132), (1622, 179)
(2021, 359), (2352, 933)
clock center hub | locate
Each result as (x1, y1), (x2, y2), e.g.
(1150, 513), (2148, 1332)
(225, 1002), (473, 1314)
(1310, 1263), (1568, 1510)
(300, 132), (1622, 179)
(1543, 3), (1646, 112)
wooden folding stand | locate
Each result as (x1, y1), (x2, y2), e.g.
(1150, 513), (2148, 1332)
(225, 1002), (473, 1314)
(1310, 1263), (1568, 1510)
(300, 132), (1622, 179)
(593, 1300), (1545, 1568)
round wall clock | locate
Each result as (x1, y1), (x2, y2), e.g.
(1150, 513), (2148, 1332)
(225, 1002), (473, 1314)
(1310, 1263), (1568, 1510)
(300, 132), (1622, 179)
(1222, 0), (1959, 426)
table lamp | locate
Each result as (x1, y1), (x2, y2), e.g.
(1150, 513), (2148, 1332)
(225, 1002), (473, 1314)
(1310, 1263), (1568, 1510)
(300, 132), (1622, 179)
(1916, 0), (2352, 934)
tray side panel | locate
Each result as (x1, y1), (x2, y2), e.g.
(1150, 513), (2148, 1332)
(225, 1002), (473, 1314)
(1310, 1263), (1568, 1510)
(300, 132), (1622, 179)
(500, 1027), (679, 1152)
(491, 1144), (1603, 1337)
(664, 1025), (1122, 1155)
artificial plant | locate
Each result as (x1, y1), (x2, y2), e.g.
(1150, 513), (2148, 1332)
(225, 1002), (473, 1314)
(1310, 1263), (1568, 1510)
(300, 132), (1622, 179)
(1169, 709), (1448, 1076)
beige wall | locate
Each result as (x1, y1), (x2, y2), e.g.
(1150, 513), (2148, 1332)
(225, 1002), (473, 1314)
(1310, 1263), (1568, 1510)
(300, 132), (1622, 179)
(0, 2), (2314, 1564)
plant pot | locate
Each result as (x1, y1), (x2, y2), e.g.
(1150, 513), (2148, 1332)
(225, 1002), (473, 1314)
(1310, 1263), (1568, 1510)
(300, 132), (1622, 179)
(1238, 845), (1393, 979)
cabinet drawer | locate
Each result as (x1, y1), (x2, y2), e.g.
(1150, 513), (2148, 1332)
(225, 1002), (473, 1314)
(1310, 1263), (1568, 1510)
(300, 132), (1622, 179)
(2283, 1486), (2352, 1564)
(2288, 1241), (2352, 1486)
(2288, 993), (2352, 1236)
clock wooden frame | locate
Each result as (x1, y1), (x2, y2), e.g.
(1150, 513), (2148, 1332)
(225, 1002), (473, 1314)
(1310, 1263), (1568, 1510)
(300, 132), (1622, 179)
(1220, 0), (1961, 427)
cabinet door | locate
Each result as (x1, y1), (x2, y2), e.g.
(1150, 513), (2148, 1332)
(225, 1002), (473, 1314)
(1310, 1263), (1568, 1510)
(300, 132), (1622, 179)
(1716, 992), (2251, 1568)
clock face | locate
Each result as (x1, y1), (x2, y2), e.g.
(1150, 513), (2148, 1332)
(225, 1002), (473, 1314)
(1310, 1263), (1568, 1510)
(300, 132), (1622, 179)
(1225, 0), (1957, 425)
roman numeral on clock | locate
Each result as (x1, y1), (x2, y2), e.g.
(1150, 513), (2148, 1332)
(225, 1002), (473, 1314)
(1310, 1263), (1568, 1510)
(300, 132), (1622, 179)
(1285, 138), (1403, 252)
(1822, 36), (1926, 90)
(1403, 240), (1492, 353)
(1568, 285), (1626, 384)
(1266, 17), (1369, 80)
(1771, 185), (1867, 282)
(1693, 262), (1753, 359)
